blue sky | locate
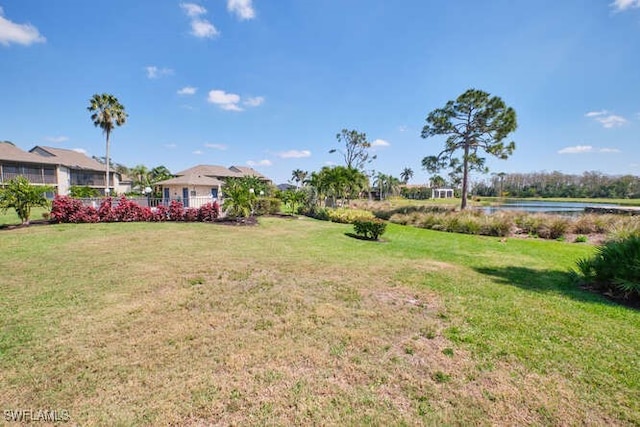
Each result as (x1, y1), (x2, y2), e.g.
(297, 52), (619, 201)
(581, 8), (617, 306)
(1, 0), (639, 185)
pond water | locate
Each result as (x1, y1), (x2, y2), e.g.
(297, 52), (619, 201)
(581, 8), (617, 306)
(480, 200), (620, 215)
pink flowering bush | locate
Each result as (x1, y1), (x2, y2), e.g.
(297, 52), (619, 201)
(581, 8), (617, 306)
(50, 196), (220, 224)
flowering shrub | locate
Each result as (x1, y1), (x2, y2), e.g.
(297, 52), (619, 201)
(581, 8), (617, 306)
(51, 196), (84, 223)
(50, 197), (221, 224)
(198, 202), (220, 222)
(168, 200), (184, 221)
(98, 197), (116, 222)
(184, 207), (199, 222)
(154, 204), (168, 221)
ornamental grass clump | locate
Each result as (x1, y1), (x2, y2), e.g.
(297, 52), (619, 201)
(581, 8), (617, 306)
(574, 235), (640, 302)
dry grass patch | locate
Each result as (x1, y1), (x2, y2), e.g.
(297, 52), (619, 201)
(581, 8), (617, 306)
(0, 218), (637, 425)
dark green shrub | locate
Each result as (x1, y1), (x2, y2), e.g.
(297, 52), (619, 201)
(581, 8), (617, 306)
(353, 219), (387, 240)
(575, 236), (640, 301)
(254, 197), (281, 215)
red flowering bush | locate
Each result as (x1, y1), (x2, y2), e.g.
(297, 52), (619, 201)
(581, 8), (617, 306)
(153, 204), (168, 221)
(168, 200), (184, 221)
(98, 197), (116, 222)
(49, 196), (221, 225)
(114, 195), (146, 222)
(51, 196), (84, 223)
(184, 207), (199, 222)
(198, 202), (220, 222)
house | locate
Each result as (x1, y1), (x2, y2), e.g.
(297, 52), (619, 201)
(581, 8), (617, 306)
(0, 141), (125, 195)
(154, 164), (272, 208)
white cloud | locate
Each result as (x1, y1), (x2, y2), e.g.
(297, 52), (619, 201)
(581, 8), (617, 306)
(45, 135), (68, 143)
(204, 143), (227, 150)
(180, 3), (219, 38)
(192, 150), (204, 155)
(72, 148), (88, 155)
(208, 90), (242, 111)
(599, 148), (622, 153)
(227, 0), (256, 20)
(371, 138), (390, 147)
(146, 66), (173, 79)
(190, 19), (219, 38)
(0, 7), (46, 46)
(398, 125), (408, 133)
(243, 96), (265, 107)
(247, 159), (272, 167)
(180, 3), (207, 17)
(165, 143), (177, 149)
(585, 110), (628, 128)
(177, 86), (197, 95)
(558, 145), (593, 154)
(278, 150), (311, 159)
(610, 0), (640, 11)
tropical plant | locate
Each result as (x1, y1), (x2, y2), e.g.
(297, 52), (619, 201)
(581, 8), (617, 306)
(374, 173), (402, 200)
(574, 236), (640, 301)
(222, 178), (257, 218)
(291, 169), (308, 188)
(330, 128), (376, 170)
(0, 176), (52, 225)
(69, 186), (100, 198)
(129, 164), (150, 192)
(421, 89), (517, 209)
(88, 93), (128, 195)
(400, 167), (414, 184)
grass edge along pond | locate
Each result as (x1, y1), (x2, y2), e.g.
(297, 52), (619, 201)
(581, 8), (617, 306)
(0, 218), (638, 425)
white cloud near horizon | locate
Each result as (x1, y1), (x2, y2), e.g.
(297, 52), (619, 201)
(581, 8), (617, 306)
(204, 143), (227, 150)
(0, 7), (46, 46)
(45, 135), (69, 143)
(558, 145), (621, 154)
(180, 3), (219, 39)
(192, 150), (204, 155)
(207, 89), (264, 112)
(177, 86), (197, 95)
(146, 66), (174, 79)
(165, 143), (177, 149)
(610, 0), (640, 11)
(247, 159), (272, 167)
(227, 0), (256, 20)
(585, 110), (628, 128)
(278, 150), (311, 159)
(371, 138), (390, 148)
(558, 145), (593, 154)
(72, 148), (87, 155)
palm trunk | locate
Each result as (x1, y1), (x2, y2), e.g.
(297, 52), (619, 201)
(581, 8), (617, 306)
(105, 130), (111, 196)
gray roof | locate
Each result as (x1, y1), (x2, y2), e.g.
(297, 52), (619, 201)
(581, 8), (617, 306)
(30, 146), (111, 171)
(156, 173), (224, 187)
(0, 142), (58, 165)
(173, 164), (244, 179)
(229, 165), (268, 180)
(0, 142), (112, 173)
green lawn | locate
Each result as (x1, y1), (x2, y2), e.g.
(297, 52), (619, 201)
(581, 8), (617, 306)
(1, 218), (638, 425)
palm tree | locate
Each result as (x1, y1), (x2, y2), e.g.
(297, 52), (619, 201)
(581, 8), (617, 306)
(291, 169), (308, 188)
(400, 167), (414, 184)
(88, 94), (127, 195)
(130, 164), (150, 193)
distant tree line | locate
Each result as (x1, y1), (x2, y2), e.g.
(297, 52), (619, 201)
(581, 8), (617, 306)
(473, 171), (640, 199)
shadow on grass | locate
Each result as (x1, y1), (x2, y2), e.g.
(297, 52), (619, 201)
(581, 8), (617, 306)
(472, 265), (627, 308)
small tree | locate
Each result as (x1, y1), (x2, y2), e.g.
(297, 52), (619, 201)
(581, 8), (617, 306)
(0, 177), (52, 225)
(421, 89), (517, 209)
(330, 128), (376, 170)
